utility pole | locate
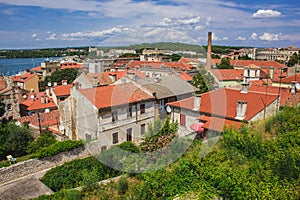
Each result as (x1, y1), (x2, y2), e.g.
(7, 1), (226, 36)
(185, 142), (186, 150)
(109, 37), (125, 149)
(37, 112), (42, 134)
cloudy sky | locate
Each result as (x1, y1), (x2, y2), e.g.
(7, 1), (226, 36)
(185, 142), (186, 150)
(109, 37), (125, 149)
(0, 0), (300, 49)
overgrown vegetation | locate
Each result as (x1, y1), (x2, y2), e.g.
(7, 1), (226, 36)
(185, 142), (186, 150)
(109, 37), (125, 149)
(40, 156), (121, 192)
(32, 140), (84, 159)
(38, 106), (300, 199)
(26, 132), (57, 154)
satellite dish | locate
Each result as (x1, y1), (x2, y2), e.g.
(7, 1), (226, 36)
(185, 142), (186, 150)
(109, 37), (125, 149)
(47, 82), (52, 87)
(165, 105), (172, 113)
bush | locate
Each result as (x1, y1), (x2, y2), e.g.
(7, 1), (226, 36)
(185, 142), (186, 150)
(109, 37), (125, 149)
(41, 157), (121, 192)
(33, 140), (83, 159)
(33, 189), (81, 200)
(118, 176), (129, 195)
(27, 132), (56, 154)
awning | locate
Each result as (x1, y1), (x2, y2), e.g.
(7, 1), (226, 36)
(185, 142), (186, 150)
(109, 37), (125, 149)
(190, 122), (205, 132)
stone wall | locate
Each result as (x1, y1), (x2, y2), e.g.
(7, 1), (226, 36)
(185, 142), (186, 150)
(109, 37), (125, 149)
(0, 146), (90, 185)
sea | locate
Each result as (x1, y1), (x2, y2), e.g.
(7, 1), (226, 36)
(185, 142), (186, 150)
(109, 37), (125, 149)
(0, 57), (59, 76)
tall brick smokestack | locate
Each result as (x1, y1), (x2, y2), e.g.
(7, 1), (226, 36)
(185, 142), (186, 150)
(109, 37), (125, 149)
(205, 32), (212, 70)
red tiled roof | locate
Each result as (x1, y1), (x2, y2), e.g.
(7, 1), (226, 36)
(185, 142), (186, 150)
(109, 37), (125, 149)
(127, 70), (147, 79)
(53, 84), (72, 97)
(79, 83), (154, 109)
(212, 59), (285, 69)
(85, 73), (113, 85)
(284, 93), (300, 107)
(60, 63), (83, 69)
(210, 69), (244, 81)
(199, 115), (242, 132)
(272, 74), (300, 84)
(249, 84), (291, 105)
(21, 97), (57, 111)
(177, 72), (193, 81)
(12, 73), (37, 82)
(168, 88), (278, 121)
(18, 110), (60, 128)
(31, 66), (42, 71)
(126, 60), (192, 71)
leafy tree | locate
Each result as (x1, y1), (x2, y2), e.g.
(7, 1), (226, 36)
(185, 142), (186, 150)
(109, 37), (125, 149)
(0, 97), (5, 117)
(216, 58), (233, 69)
(26, 131), (57, 154)
(41, 68), (79, 90)
(190, 69), (215, 93)
(287, 52), (299, 67)
(0, 121), (33, 159)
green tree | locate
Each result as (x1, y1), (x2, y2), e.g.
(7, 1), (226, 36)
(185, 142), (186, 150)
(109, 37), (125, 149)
(216, 58), (233, 69)
(0, 122), (33, 159)
(190, 69), (214, 93)
(287, 52), (299, 67)
(26, 131), (57, 154)
(41, 68), (79, 90)
(0, 98), (5, 117)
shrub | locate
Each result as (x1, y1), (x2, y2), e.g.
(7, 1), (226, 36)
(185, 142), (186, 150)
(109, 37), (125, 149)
(33, 140), (83, 159)
(117, 176), (129, 195)
(27, 132), (56, 154)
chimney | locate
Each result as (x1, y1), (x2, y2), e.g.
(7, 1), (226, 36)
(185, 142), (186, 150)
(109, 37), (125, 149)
(236, 100), (247, 120)
(205, 32), (212, 70)
(62, 80), (67, 85)
(291, 81), (297, 94)
(269, 67), (274, 79)
(240, 82), (249, 93)
(193, 93), (201, 111)
(41, 96), (45, 104)
(93, 76), (98, 87)
(53, 82), (57, 86)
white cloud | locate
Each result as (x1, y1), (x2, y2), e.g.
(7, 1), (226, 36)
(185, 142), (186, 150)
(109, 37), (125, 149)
(252, 9), (281, 18)
(259, 32), (282, 41)
(205, 17), (212, 26)
(194, 25), (204, 31)
(46, 33), (57, 40)
(250, 32), (258, 40)
(236, 36), (246, 41)
(31, 33), (37, 38)
(212, 33), (228, 41)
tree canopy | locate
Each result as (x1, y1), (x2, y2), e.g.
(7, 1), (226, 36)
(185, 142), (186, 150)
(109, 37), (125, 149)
(216, 58), (234, 69)
(190, 69), (215, 93)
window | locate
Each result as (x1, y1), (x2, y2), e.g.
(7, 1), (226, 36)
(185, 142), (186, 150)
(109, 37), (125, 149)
(127, 106), (132, 118)
(140, 124), (146, 135)
(112, 111), (118, 122)
(180, 114), (186, 127)
(126, 128), (132, 142)
(7, 104), (12, 111)
(101, 146), (107, 151)
(112, 132), (118, 144)
(140, 104), (145, 114)
(85, 133), (91, 141)
(159, 99), (164, 109)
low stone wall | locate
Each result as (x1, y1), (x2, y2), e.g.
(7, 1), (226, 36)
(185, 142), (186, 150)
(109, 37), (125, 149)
(0, 146), (90, 185)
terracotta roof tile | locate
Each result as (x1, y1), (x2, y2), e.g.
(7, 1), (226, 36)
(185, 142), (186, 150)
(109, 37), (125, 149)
(60, 63), (83, 69)
(272, 74), (300, 84)
(53, 84), (72, 97)
(199, 115), (242, 132)
(18, 110), (60, 128)
(79, 83), (154, 109)
(168, 88), (278, 121)
(31, 66), (42, 71)
(21, 96), (57, 111)
(12, 73), (37, 83)
(210, 69), (244, 81)
(177, 72), (193, 81)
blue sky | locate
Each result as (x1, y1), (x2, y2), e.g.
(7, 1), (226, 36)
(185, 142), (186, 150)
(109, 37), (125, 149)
(0, 0), (300, 49)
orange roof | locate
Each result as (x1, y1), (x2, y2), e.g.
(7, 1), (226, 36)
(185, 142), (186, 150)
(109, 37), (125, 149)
(210, 69), (244, 81)
(85, 73), (113, 85)
(60, 62), (83, 69)
(177, 72), (193, 81)
(249, 84), (291, 105)
(199, 115), (241, 132)
(168, 88), (278, 121)
(53, 84), (72, 97)
(12, 73), (37, 82)
(126, 60), (192, 71)
(31, 66), (42, 71)
(18, 110), (60, 128)
(21, 97), (57, 111)
(79, 83), (154, 109)
(272, 74), (300, 84)
(212, 59), (285, 69)
(127, 70), (147, 79)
